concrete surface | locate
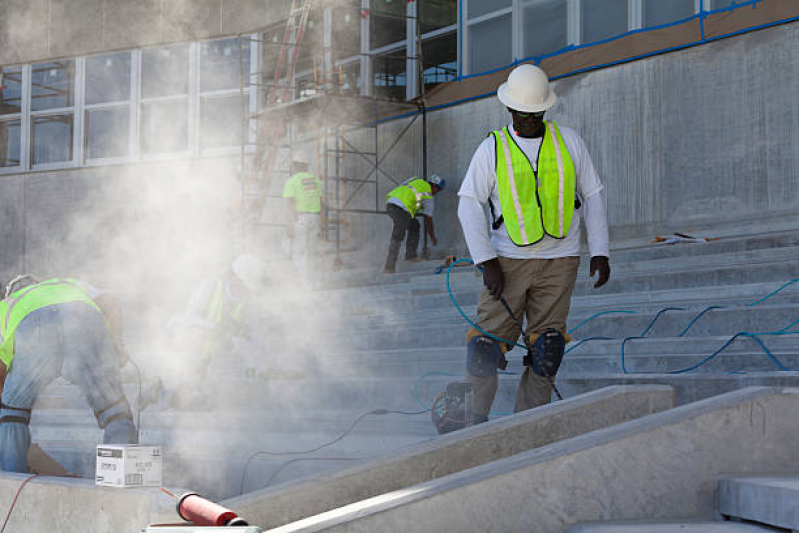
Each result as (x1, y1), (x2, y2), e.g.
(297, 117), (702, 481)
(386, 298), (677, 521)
(224, 385), (674, 529)
(0, 473), (178, 532)
(717, 474), (799, 530)
(567, 521), (777, 532)
(263, 388), (799, 533)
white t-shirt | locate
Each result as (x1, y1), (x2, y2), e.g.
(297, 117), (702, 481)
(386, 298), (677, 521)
(458, 123), (609, 264)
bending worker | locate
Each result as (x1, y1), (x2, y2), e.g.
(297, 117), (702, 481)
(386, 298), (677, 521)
(167, 254), (264, 406)
(384, 174), (445, 273)
(457, 64), (611, 422)
(283, 156), (323, 287)
(0, 276), (137, 472)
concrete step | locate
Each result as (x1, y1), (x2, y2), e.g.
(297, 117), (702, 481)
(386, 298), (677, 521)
(225, 385), (675, 528)
(557, 372), (799, 405)
(292, 303), (799, 352)
(252, 387), (799, 533)
(717, 474), (799, 531)
(567, 521), (778, 532)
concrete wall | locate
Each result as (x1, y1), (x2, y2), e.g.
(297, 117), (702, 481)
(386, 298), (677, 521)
(341, 21), (799, 261)
(0, 473), (177, 532)
(0, 0), (293, 65)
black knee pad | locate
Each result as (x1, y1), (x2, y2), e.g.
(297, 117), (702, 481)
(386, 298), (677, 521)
(466, 335), (508, 378)
(523, 328), (566, 378)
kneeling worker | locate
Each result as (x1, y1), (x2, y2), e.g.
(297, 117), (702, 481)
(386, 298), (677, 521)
(384, 174), (445, 273)
(0, 276), (137, 473)
(457, 64), (611, 422)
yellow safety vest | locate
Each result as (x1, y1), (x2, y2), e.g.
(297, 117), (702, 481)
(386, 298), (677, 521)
(491, 121), (576, 246)
(386, 178), (433, 218)
(0, 279), (100, 370)
(202, 278), (246, 360)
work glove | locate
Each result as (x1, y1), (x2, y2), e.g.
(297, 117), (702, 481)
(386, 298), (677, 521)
(480, 258), (504, 299)
(590, 256), (611, 288)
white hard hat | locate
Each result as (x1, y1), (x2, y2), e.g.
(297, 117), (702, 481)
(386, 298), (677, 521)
(497, 64), (557, 113)
(231, 254), (264, 291)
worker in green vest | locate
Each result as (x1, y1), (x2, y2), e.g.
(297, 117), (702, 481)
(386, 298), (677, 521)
(0, 276), (137, 472)
(283, 156), (323, 288)
(383, 174), (445, 274)
(456, 64), (611, 425)
(166, 254), (264, 408)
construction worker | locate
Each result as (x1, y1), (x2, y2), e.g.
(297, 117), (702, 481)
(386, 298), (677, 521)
(383, 174), (445, 274)
(167, 254), (264, 406)
(0, 276), (137, 473)
(457, 64), (611, 422)
(283, 156), (323, 288)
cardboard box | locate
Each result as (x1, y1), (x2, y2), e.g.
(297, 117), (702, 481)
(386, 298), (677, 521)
(95, 445), (162, 487)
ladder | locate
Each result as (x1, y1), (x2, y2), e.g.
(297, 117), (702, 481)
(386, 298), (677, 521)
(243, 0), (315, 223)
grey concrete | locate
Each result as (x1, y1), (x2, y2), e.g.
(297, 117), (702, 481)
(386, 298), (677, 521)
(567, 521), (775, 532)
(262, 388), (799, 533)
(0, 472), (177, 532)
(0, 0), (293, 65)
(717, 474), (799, 530)
(224, 385), (674, 530)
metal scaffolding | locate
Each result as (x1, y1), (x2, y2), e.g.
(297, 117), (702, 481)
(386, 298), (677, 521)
(234, 0), (430, 260)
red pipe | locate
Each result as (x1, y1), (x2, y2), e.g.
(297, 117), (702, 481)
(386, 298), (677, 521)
(177, 493), (247, 527)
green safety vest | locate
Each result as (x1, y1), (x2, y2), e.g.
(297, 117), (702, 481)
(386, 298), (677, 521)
(202, 278), (246, 360)
(0, 279), (100, 370)
(491, 121), (576, 246)
(386, 178), (433, 218)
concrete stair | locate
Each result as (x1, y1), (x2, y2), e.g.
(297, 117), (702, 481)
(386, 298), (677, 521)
(25, 229), (799, 501)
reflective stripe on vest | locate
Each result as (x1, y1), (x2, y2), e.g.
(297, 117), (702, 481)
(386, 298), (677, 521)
(386, 178), (433, 218)
(0, 279), (100, 370)
(492, 122), (576, 246)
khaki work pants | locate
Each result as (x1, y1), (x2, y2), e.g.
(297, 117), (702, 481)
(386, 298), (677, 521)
(467, 256), (580, 419)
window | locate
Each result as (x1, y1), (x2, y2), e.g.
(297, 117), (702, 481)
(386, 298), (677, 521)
(201, 38), (250, 92)
(522, 0), (568, 59)
(581, 0), (628, 44)
(468, 0), (511, 19)
(0, 119), (21, 167)
(140, 45), (189, 155)
(371, 0), (407, 49)
(0, 66), (22, 115)
(333, 5), (361, 61)
(469, 13), (512, 74)
(141, 100), (189, 155)
(373, 49), (406, 101)
(85, 52), (132, 160)
(86, 107), (129, 160)
(200, 37), (252, 151)
(297, 9), (323, 74)
(200, 95), (242, 150)
(32, 114), (74, 164)
(0, 66), (23, 168)
(422, 33), (457, 92)
(420, 0), (457, 34)
(30, 60), (76, 166)
(643, 0), (695, 27)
